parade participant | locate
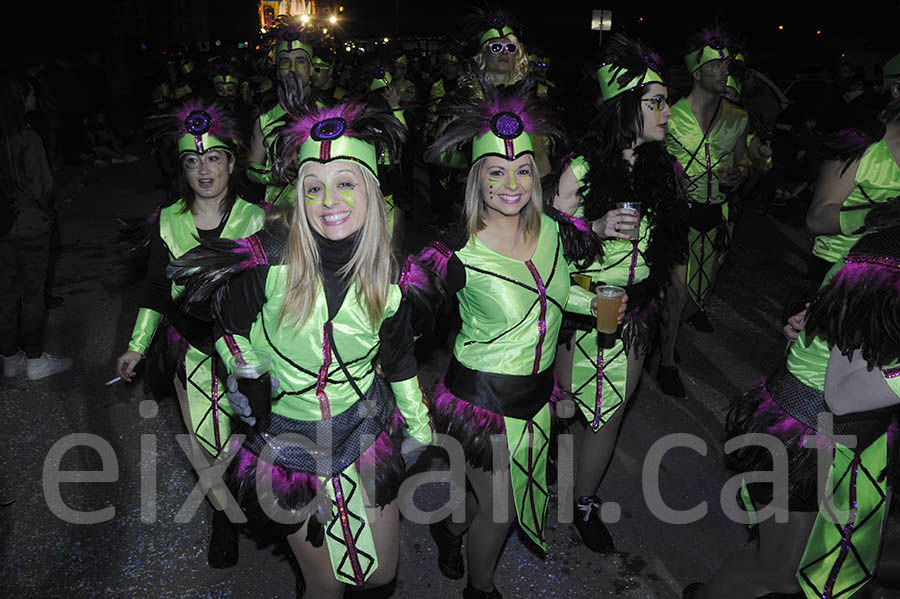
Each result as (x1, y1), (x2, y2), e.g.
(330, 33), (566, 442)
(805, 54), (900, 283)
(391, 54), (418, 105)
(550, 33), (688, 553)
(661, 27), (748, 395)
(310, 56), (348, 106)
(114, 101), (266, 568)
(407, 78), (613, 598)
(0, 75), (72, 380)
(684, 208), (900, 599)
(426, 52), (461, 139)
(466, 10), (529, 89)
(365, 66), (409, 248)
(169, 100), (432, 598)
(247, 17), (316, 207)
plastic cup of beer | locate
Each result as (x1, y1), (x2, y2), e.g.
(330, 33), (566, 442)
(595, 285), (625, 334)
(615, 202), (641, 238)
(229, 350), (273, 433)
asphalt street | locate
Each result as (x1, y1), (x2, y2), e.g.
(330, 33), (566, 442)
(0, 156), (895, 598)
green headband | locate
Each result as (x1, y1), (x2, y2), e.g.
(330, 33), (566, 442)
(312, 56), (331, 68)
(298, 117), (378, 177)
(684, 43), (731, 73)
(479, 25), (514, 45)
(214, 74), (239, 85)
(596, 63), (664, 101)
(726, 53), (744, 94)
(276, 39), (313, 59)
(472, 111), (534, 163)
(177, 133), (230, 157)
(369, 70), (392, 91)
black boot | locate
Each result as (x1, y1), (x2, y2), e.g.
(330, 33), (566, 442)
(657, 364), (687, 398)
(429, 518), (465, 579)
(572, 496), (616, 554)
(207, 509), (239, 569)
(295, 572), (305, 598)
(687, 308), (714, 332)
(462, 582), (502, 599)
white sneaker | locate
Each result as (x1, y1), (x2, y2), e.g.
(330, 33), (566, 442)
(26, 353), (72, 380)
(2, 351), (26, 377)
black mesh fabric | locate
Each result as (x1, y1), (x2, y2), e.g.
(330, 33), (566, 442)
(242, 376), (394, 476)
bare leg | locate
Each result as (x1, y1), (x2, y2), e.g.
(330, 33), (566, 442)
(465, 463), (517, 592)
(662, 264), (689, 367)
(696, 510), (815, 599)
(288, 516), (346, 599)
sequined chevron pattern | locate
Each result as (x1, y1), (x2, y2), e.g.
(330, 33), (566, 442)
(185, 348), (239, 457)
(570, 330), (627, 432)
(796, 436), (888, 599)
(505, 406), (551, 550)
(325, 469), (378, 586)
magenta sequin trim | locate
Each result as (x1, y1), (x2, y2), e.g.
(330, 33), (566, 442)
(246, 234), (267, 265)
(504, 138), (515, 159)
(316, 325), (333, 419)
(331, 475), (366, 586)
(593, 343), (605, 430)
(844, 253), (900, 269)
(234, 443), (321, 498)
(525, 260), (548, 375)
(884, 366), (900, 379)
(223, 334), (242, 358)
(211, 356), (221, 451)
(320, 139), (332, 161)
(627, 239), (639, 286)
(704, 142), (712, 202)
(822, 457), (861, 598)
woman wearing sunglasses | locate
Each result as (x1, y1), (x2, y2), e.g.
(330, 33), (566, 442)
(549, 33), (688, 554)
(469, 12), (530, 89)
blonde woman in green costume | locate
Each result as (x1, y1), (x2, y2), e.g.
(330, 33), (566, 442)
(115, 101), (266, 568)
(170, 101), (432, 598)
(404, 79), (620, 598)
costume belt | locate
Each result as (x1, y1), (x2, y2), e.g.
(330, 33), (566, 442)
(242, 376), (395, 477)
(444, 357), (553, 421)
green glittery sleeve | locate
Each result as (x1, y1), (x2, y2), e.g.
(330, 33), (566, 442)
(127, 308), (162, 355)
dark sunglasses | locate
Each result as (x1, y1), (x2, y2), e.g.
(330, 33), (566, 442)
(488, 42), (518, 55)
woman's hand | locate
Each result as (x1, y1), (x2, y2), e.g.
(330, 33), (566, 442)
(116, 351), (142, 381)
(382, 84), (402, 110)
(593, 208), (639, 240)
(618, 292), (629, 323)
(783, 305), (809, 342)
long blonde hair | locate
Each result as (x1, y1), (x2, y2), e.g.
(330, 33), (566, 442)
(278, 161), (396, 330)
(464, 154), (543, 241)
(472, 34), (529, 86)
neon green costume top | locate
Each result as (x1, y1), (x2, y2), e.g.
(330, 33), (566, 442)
(812, 139), (900, 263)
(127, 197), (265, 455)
(666, 98), (747, 205)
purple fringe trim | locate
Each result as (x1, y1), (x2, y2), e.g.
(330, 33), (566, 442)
(833, 259), (900, 289)
(553, 209), (592, 234)
(431, 377), (506, 434)
(751, 378), (828, 449)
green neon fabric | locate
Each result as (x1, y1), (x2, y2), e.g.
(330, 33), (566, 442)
(177, 132), (229, 156)
(596, 63), (664, 101)
(450, 214), (592, 549)
(472, 130), (534, 163)
(566, 160), (648, 429)
(479, 24), (514, 45)
(685, 225), (721, 306)
(453, 215), (593, 374)
(665, 98), (748, 205)
(684, 44), (732, 73)
(226, 266), (432, 444)
(156, 198), (265, 454)
(797, 436), (889, 599)
(299, 135), (378, 178)
(127, 307), (162, 355)
(812, 139), (900, 263)
(323, 468), (378, 586)
(276, 40), (312, 59)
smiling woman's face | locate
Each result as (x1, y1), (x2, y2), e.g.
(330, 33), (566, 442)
(301, 161), (369, 240)
(479, 154), (534, 218)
